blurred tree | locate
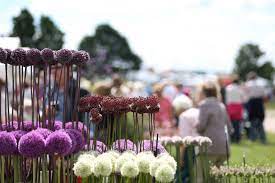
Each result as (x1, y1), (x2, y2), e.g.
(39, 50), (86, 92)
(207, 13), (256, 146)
(35, 16), (64, 50)
(258, 61), (274, 80)
(79, 24), (142, 78)
(11, 9), (35, 47)
(234, 43), (274, 81)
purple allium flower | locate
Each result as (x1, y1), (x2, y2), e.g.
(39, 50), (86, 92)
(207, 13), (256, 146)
(112, 139), (137, 153)
(11, 48), (26, 66)
(23, 121), (38, 131)
(34, 128), (52, 139)
(0, 131), (17, 155)
(65, 129), (85, 154)
(0, 48), (7, 63)
(45, 130), (72, 156)
(55, 49), (72, 63)
(71, 51), (86, 65)
(141, 140), (166, 155)
(64, 130), (76, 155)
(41, 48), (55, 63)
(87, 140), (107, 154)
(18, 131), (45, 158)
(46, 120), (63, 130)
(79, 51), (90, 62)
(10, 130), (27, 142)
(26, 48), (42, 65)
(65, 122), (88, 139)
(145, 96), (160, 113)
(1, 121), (18, 131)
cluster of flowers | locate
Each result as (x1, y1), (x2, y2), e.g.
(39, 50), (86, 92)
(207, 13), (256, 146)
(0, 47), (90, 66)
(159, 136), (212, 147)
(210, 166), (275, 179)
(73, 150), (177, 182)
(0, 121), (87, 157)
(79, 95), (160, 123)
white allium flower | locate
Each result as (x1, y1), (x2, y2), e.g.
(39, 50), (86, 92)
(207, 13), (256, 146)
(93, 154), (113, 177)
(155, 164), (176, 183)
(182, 136), (193, 146)
(157, 153), (177, 171)
(115, 151), (136, 172)
(120, 161), (139, 178)
(73, 161), (93, 178)
(105, 151), (120, 172)
(136, 151), (155, 173)
(77, 153), (96, 163)
(199, 137), (212, 146)
(150, 159), (163, 177)
(171, 136), (183, 145)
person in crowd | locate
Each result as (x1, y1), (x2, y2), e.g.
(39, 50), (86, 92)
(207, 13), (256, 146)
(218, 77), (226, 104)
(225, 76), (245, 143)
(196, 81), (233, 167)
(110, 74), (130, 97)
(154, 84), (174, 135)
(244, 72), (267, 144)
(172, 94), (198, 183)
(163, 82), (178, 102)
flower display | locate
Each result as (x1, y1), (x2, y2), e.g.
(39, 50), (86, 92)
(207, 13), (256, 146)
(141, 140), (166, 154)
(26, 48), (42, 65)
(0, 48), (7, 63)
(93, 154), (113, 177)
(88, 140), (107, 154)
(155, 164), (175, 183)
(10, 130), (27, 142)
(18, 131), (45, 158)
(136, 151), (155, 173)
(65, 129), (85, 153)
(34, 128), (52, 139)
(55, 49), (72, 63)
(121, 161), (139, 178)
(41, 48), (55, 63)
(73, 161), (93, 178)
(112, 139), (137, 152)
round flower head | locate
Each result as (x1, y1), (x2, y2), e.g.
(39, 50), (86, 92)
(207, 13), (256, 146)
(104, 150), (120, 172)
(45, 120), (63, 131)
(150, 158), (163, 177)
(79, 51), (90, 62)
(41, 48), (55, 63)
(141, 140), (166, 155)
(136, 151), (155, 173)
(115, 151), (136, 172)
(10, 130), (27, 142)
(73, 160), (93, 178)
(65, 129), (85, 153)
(23, 121), (38, 131)
(11, 48), (26, 66)
(18, 131), (45, 158)
(155, 164), (175, 182)
(171, 136), (184, 145)
(93, 154), (113, 177)
(157, 154), (177, 171)
(26, 48), (41, 65)
(0, 131), (17, 155)
(56, 49), (72, 64)
(121, 161), (139, 178)
(34, 128), (52, 139)
(2, 121), (18, 131)
(45, 130), (72, 156)
(88, 140), (107, 154)
(5, 49), (12, 64)
(77, 152), (96, 163)
(0, 48), (7, 63)
(71, 51), (88, 65)
(65, 121), (88, 139)
(112, 139), (137, 153)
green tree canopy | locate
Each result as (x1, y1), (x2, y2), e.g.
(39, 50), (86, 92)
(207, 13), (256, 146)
(11, 9), (35, 47)
(79, 24), (142, 78)
(35, 16), (64, 50)
(234, 43), (274, 81)
(11, 9), (64, 49)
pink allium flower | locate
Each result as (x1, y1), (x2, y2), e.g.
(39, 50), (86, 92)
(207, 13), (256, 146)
(0, 131), (17, 155)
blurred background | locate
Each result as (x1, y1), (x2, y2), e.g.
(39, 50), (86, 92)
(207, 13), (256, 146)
(1, 0), (275, 165)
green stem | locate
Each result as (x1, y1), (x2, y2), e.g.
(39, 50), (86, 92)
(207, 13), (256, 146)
(1, 156), (4, 183)
(32, 158), (36, 183)
(42, 154), (47, 183)
(57, 157), (61, 183)
(13, 156), (19, 183)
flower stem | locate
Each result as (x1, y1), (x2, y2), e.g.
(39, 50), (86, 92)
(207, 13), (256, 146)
(32, 158), (36, 183)
(1, 156), (4, 183)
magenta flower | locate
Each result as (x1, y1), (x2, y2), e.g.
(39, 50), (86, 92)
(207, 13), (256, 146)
(23, 121), (38, 131)
(10, 130), (27, 142)
(88, 140), (107, 154)
(45, 130), (72, 156)
(46, 120), (62, 130)
(34, 128), (52, 139)
(112, 139), (137, 153)
(65, 121), (88, 139)
(1, 121), (18, 131)
(0, 131), (17, 155)
(19, 131), (46, 158)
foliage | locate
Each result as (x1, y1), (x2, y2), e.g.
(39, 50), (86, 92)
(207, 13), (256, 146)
(11, 9), (64, 49)
(79, 24), (142, 78)
(234, 43), (274, 81)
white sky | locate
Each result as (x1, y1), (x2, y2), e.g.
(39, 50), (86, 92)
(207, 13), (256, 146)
(1, 0), (275, 72)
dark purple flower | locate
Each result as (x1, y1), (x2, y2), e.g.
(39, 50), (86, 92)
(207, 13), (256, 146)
(23, 121), (38, 131)
(26, 48), (42, 65)
(10, 130), (27, 142)
(11, 48), (26, 66)
(18, 131), (45, 158)
(5, 49), (12, 64)
(55, 49), (72, 63)
(80, 51), (90, 62)
(34, 128), (52, 139)
(65, 122), (88, 139)
(65, 129), (85, 154)
(87, 140), (107, 154)
(71, 51), (86, 65)
(0, 131), (17, 155)
(112, 139), (137, 153)
(0, 48), (7, 64)
(41, 48), (55, 63)
(141, 140), (166, 154)
(45, 130), (72, 156)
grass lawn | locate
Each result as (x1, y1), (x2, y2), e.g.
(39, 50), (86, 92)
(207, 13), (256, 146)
(230, 133), (275, 166)
(265, 101), (275, 110)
